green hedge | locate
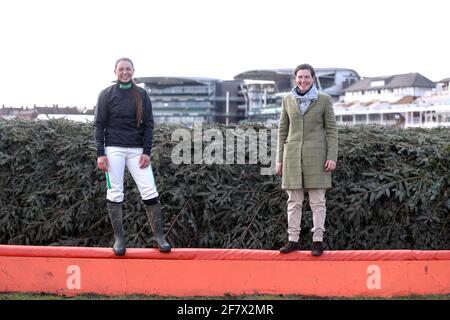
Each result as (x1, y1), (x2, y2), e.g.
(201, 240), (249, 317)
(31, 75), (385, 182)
(0, 119), (449, 250)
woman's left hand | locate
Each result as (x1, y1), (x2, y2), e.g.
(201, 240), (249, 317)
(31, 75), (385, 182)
(139, 154), (151, 169)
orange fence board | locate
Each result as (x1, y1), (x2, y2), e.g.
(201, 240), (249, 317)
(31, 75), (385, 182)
(0, 245), (449, 297)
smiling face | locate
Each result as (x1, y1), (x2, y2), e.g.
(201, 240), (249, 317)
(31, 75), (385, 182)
(295, 68), (315, 93)
(114, 59), (134, 83)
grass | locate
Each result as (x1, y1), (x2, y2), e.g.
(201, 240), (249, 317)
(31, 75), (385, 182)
(1, 292), (449, 300)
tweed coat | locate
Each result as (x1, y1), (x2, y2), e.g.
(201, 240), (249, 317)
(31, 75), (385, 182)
(276, 92), (338, 190)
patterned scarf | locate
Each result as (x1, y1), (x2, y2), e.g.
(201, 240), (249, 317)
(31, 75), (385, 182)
(291, 85), (318, 115)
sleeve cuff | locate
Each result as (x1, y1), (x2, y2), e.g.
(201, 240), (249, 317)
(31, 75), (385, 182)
(97, 149), (105, 157)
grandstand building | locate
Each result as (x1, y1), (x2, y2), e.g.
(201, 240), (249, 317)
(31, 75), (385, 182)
(334, 73), (450, 128)
(134, 77), (245, 125)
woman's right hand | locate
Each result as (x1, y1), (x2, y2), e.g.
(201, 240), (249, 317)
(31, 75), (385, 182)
(97, 156), (108, 172)
(276, 162), (283, 176)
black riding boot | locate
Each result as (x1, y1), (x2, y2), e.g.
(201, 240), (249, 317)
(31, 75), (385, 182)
(107, 202), (126, 256)
(145, 202), (171, 253)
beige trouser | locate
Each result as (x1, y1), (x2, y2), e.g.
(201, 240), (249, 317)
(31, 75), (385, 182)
(286, 189), (326, 242)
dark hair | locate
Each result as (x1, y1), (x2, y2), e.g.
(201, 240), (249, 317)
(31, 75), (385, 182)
(294, 64), (316, 78)
(115, 57), (134, 70)
(115, 57), (143, 128)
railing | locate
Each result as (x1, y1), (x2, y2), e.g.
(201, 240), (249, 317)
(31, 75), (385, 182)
(334, 103), (450, 115)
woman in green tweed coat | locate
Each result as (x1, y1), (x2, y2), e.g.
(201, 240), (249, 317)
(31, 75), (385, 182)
(276, 64), (338, 256)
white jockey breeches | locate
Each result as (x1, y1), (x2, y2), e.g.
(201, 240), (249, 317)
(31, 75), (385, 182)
(105, 146), (159, 203)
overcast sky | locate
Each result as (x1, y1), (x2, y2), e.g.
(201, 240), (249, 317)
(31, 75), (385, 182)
(1, 0), (448, 108)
